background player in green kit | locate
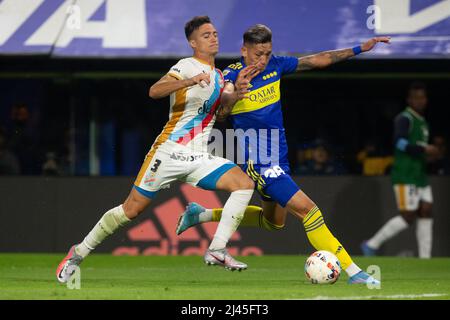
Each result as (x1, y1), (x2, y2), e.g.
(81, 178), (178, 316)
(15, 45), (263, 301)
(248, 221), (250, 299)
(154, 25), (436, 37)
(362, 82), (440, 258)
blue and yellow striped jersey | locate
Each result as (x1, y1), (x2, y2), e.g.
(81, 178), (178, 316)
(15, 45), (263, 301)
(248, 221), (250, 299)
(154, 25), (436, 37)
(223, 55), (298, 170)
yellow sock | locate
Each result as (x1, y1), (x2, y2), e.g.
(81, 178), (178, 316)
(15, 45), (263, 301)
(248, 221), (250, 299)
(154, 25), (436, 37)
(302, 206), (353, 270)
(212, 206), (283, 231)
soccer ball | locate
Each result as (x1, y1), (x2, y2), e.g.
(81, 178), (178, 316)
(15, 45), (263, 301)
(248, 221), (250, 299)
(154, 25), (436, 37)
(304, 250), (341, 284)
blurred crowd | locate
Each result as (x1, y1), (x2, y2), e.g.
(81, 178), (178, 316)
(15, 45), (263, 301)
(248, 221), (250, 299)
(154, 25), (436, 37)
(292, 135), (449, 177)
(293, 139), (347, 176)
(0, 104), (69, 176)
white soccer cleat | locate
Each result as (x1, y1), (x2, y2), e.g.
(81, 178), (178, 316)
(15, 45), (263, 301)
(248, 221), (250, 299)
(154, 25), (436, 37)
(56, 245), (83, 283)
(204, 248), (248, 271)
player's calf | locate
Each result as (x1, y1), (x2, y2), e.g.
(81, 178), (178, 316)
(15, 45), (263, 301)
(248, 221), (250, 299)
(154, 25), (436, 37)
(122, 187), (153, 219)
(285, 190), (316, 221)
(64, 204), (132, 264)
(287, 191), (366, 279)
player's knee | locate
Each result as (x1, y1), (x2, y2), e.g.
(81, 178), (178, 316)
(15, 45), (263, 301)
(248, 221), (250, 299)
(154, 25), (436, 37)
(288, 196), (316, 219)
(233, 176), (255, 191)
(418, 207), (432, 218)
(122, 202), (142, 219)
(240, 177), (255, 190)
(400, 211), (416, 225)
(123, 194), (148, 219)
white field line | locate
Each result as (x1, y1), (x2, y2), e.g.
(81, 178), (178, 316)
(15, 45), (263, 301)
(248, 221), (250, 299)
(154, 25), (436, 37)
(290, 293), (448, 300)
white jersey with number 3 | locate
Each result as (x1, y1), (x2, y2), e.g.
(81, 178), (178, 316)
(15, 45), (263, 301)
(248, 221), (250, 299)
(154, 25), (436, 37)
(155, 57), (224, 152)
(133, 57), (233, 196)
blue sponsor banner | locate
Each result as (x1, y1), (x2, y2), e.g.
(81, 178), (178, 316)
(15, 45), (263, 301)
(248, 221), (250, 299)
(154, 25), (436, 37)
(0, 0), (449, 57)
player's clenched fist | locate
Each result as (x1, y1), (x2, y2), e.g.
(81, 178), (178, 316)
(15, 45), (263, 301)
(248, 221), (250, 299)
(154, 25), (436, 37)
(189, 72), (210, 87)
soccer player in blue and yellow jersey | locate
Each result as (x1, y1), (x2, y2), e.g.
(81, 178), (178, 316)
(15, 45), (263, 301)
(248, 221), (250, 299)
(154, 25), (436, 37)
(176, 24), (390, 284)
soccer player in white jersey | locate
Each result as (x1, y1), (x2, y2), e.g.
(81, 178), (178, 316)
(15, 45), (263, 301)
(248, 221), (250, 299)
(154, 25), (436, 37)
(56, 16), (256, 282)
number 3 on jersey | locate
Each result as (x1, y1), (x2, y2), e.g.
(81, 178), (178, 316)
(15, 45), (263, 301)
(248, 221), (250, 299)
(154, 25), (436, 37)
(151, 159), (162, 173)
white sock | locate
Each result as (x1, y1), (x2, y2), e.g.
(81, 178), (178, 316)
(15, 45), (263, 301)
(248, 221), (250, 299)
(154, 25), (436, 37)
(199, 209), (213, 223)
(75, 205), (131, 258)
(367, 215), (409, 250)
(416, 218), (433, 259)
(345, 263), (362, 277)
(209, 189), (253, 250)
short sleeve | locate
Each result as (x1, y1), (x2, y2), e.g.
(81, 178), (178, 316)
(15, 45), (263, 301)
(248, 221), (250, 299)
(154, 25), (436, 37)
(223, 67), (238, 84)
(273, 55), (298, 75)
(167, 60), (187, 80)
(394, 114), (411, 141)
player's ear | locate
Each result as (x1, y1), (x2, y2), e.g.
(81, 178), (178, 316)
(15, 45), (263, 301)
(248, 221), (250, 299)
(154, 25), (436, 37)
(241, 46), (247, 58)
(189, 39), (196, 49)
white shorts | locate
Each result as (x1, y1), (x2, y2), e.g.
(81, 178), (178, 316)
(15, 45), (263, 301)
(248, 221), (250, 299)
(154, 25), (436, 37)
(134, 140), (236, 198)
(393, 184), (433, 211)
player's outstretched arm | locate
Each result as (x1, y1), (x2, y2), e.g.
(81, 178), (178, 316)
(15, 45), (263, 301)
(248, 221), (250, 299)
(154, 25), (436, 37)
(149, 72), (210, 99)
(296, 36), (391, 72)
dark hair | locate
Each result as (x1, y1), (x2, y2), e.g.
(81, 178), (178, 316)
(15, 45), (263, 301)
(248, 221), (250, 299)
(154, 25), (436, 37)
(184, 16), (211, 40)
(243, 24), (272, 45)
(408, 81), (427, 94)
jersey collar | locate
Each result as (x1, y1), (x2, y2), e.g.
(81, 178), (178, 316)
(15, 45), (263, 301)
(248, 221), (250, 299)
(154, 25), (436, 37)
(193, 56), (215, 70)
(406, 107), (425, 121)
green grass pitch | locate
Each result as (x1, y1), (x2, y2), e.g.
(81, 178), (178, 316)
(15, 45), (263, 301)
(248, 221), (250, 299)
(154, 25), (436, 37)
(0, 254), (449, 300)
